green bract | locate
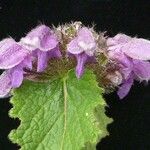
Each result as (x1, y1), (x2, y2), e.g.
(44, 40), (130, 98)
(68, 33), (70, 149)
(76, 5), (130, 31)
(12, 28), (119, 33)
(9, 69), (112, 150)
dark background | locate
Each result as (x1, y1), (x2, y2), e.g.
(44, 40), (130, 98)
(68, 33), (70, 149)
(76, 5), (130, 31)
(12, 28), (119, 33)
(0, 0), (150, 150)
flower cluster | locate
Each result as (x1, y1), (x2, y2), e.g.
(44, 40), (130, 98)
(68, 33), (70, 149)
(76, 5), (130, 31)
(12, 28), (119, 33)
(107, 34), (150, 98)
(0, 22), (150, 99)
(0, 25), (61, 97)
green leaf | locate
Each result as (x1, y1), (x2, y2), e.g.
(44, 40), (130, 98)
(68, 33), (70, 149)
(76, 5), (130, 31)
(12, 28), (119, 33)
(9, 69), (112, 150)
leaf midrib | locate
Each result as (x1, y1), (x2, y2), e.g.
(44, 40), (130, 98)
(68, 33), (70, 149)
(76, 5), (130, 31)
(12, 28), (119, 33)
(60, 76), (68, 150)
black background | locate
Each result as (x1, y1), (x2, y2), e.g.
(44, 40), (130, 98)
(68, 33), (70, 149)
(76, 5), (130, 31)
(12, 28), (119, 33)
(0, 0), (150, 150)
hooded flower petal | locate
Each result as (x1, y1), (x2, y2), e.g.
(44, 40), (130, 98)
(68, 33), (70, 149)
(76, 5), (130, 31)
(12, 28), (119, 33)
(77, 27), (96, 56)
(0, 71), (12, 98)
(107, 34), (131, 47)
(20, 25), (58, 51)
(67, 38), (83, 54)
(122, 38), (150, 60)
(0, 38), (29, 69)
(107, 34), (150, 61)
(67, 27), (96, 56)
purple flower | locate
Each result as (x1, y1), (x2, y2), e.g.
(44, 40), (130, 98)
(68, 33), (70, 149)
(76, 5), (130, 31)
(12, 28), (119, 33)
(0, 38), (32, 97)
(67, 27), (96, 78)
(107, 34), (150, 99)
(20, 25), (61, 72)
